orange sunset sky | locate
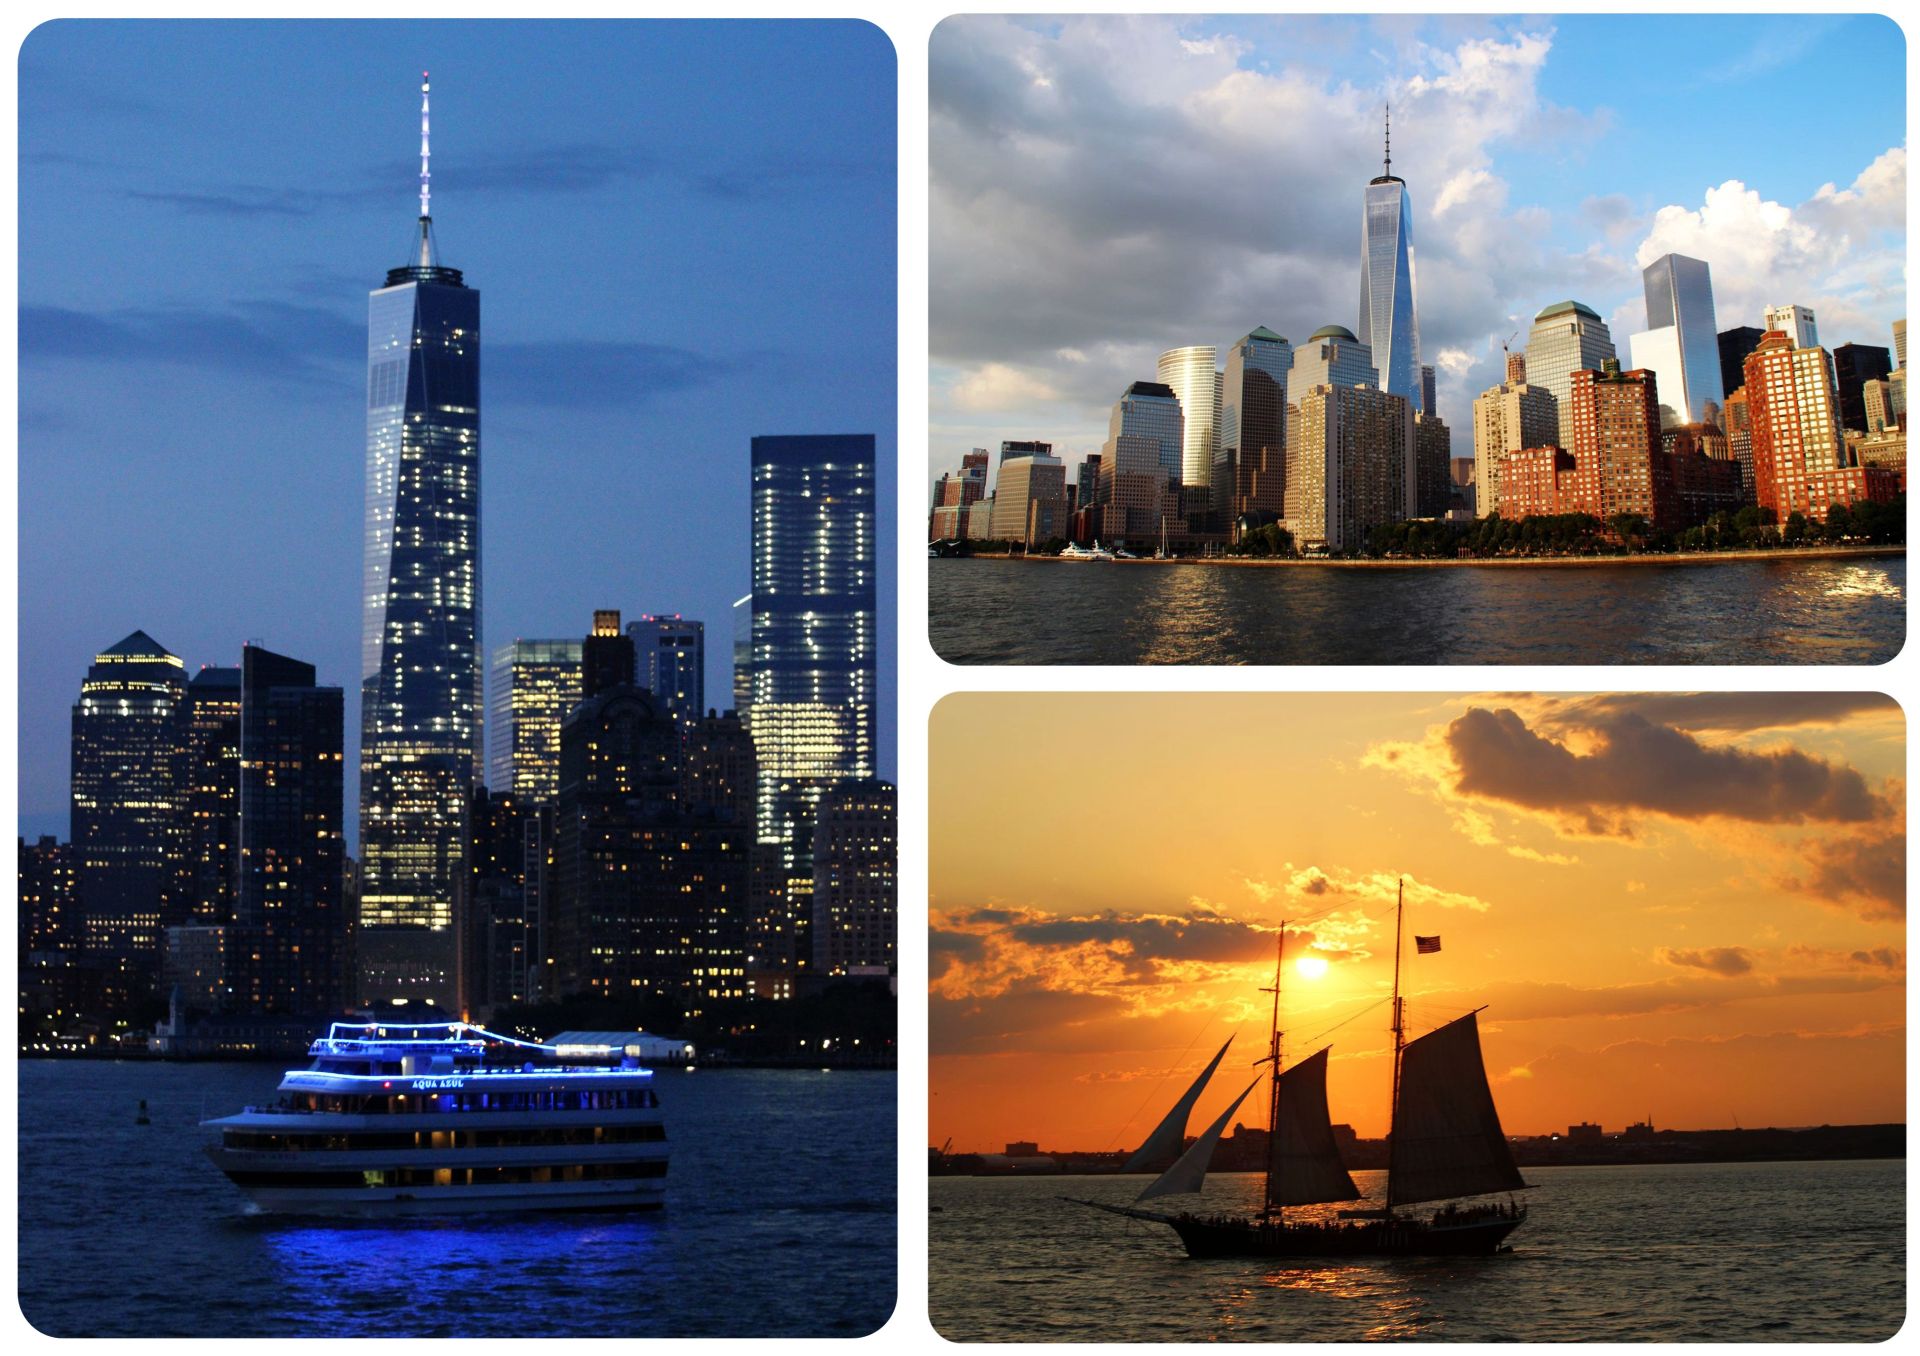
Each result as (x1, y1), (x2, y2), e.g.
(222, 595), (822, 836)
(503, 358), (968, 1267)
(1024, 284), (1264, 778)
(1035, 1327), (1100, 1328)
(929, 692), (1906, 1153)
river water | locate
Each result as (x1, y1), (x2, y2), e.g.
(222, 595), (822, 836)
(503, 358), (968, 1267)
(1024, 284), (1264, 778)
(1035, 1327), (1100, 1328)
(929, 1164), (1904, 1341)
(18, 1060), (895, 1338)
(928, 555), (1905, 665)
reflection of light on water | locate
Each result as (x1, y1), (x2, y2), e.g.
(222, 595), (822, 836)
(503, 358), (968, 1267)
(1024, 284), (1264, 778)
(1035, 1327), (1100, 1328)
(251, 1214), (663, 1333)
(1824, 567), (1903, 599)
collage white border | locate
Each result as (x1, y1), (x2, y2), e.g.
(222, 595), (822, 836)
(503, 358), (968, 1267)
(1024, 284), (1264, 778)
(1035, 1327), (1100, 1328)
(3, 2), (1912, 1349)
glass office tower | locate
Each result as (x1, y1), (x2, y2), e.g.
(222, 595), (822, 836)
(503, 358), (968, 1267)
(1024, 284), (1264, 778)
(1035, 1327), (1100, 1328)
(748, 435), (877, 972)
(1358, 116), (1421, 412)
(70, 630), (188, 964)
(1636, 252), (1724, 425)
(1156, 345), (1220, 490)
(358, 78), (481, 1009)
(485, 640), (583, 801)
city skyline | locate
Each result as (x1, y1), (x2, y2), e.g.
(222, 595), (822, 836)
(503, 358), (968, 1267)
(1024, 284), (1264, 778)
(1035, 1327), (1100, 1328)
(929, 13), (1905, 491)
(20, 20), (898, 841)
(930, 692), (1905, 1152)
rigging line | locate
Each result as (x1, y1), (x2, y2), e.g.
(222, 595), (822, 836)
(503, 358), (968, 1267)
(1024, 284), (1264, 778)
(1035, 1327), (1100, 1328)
(1100, 1021), (1211, 1153)
(1287, 995), (1392, 1055)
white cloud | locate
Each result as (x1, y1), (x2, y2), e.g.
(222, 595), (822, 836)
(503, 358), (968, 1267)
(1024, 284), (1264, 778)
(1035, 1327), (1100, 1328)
(1634, 148), (1906, 344)
(927, 16), (1903, 486)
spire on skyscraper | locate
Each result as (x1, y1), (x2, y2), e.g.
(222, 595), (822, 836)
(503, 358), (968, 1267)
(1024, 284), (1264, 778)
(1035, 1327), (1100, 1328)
(419, 71), (432, 220)
(415, 72), (435, 269)
(1384, 103), (1390, 177)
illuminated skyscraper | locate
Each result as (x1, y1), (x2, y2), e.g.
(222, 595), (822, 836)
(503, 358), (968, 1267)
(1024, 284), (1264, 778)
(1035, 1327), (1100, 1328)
(1157, 345), (1220, 490)
(486, 640), (584, 802)
(749, 434), (876, 974)
(235, 645), (345, 1015)
(1358, 109), (1421, 411)
(628, 614), (705, 728)
(70, 630), (188, 967)
(811, 779), (897, 975)
(183, 666), (242, 924)
(357, 75), (482, 1009)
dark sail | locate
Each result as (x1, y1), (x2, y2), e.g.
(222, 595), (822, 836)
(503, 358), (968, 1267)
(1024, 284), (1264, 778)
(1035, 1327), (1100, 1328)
(1388, 1012), (1527, 1207)
(1267, 1047), (1361, 1208)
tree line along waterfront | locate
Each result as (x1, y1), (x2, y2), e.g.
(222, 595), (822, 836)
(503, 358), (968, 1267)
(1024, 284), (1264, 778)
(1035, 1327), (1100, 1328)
(933, 494), (1905, 563)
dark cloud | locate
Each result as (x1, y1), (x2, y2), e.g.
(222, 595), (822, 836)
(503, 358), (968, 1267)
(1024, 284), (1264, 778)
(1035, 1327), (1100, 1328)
(1786, 829), (1906, 922)
(1542, 692), (1899, 736)
(1445, 707), (1888, 833)
(931, 985), (1123, 1056)
(121, 142), (865, 221)
(930, 929), (986, 980)
(1657, 946), (1754, 977)
(1005, 910), (1274, 967)
(20, 301), (360, 386)
(487, 339), (721, 407)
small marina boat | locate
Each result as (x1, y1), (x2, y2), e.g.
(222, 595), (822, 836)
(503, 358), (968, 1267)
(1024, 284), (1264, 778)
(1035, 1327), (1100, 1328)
(1071, 881), (1529, 1258)
(1060, 540), (1116, 561)
(202, 1021), (669, 1216)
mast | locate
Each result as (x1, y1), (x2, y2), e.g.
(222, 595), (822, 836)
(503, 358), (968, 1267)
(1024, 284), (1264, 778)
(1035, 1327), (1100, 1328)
(1384, 877), (1405, 1218)
(1262, 922), (1285, 1219)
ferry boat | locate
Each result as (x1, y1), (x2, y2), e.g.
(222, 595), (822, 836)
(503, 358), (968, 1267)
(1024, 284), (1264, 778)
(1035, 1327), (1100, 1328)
(202, 1021), (669, 1216)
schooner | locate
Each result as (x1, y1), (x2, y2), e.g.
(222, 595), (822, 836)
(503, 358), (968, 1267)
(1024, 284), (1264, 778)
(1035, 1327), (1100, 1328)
(1073, 881), (1530, 1258)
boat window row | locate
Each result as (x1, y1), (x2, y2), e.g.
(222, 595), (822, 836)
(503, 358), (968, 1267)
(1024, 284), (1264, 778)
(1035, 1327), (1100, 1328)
(225, 1160), (670, 1189)
(224, 1124), (668, 1151)
(280, 1086), (660, 1114)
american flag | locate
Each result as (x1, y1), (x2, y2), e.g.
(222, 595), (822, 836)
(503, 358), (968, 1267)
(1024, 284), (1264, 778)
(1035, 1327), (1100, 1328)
(1415, 935), (1441, 954)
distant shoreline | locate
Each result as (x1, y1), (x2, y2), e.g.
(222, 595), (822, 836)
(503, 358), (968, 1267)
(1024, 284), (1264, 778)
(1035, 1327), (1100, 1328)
(951, 544), (1906, 569)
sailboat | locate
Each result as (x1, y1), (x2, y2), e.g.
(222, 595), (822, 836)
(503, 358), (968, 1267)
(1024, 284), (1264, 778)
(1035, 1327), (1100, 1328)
(1071, 881), (1530, 1259)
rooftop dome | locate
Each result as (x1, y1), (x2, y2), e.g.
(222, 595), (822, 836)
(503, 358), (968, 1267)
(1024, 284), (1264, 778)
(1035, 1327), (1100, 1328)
(1534, 299), (1601, 324)
(1308, 324), (1358, 343)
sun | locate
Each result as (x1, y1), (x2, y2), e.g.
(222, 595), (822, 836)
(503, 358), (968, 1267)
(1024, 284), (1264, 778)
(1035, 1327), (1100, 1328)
(1295, 954), (1330, 981)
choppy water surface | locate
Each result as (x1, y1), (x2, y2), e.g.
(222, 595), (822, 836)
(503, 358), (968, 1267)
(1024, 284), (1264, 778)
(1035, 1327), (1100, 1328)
(930, 1164), (1904, 1342)
(928, 555), (1906, 665)
(19, 1061), (895, 1338)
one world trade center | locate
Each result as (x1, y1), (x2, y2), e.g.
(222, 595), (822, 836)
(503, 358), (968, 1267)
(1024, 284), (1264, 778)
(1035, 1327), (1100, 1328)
(358, 74), (481, 1010)
(1357, 107), (1421, 412)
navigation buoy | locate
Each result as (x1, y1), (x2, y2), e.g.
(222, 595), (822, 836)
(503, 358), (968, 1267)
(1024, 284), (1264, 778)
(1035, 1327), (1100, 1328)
(135, 1098), (151, 1126)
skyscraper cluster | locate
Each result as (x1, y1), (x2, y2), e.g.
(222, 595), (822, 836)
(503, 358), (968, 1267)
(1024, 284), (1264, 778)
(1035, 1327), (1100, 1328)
(930, 114), (1451, 554)
(23, 77), (894, 1048)
(931, 110), (1905, 553)
(1480, 275), (1903, 530)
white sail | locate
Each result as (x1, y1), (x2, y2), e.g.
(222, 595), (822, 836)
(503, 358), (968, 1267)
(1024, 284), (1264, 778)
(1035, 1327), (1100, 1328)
(1137, 1077), (1259, 1202)
(1120, 1036), (1233, 1174)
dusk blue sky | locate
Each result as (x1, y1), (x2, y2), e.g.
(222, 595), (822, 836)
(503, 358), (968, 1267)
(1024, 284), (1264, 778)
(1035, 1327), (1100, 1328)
(19, 19), (897, 840)
(930, 12), (1906, 488)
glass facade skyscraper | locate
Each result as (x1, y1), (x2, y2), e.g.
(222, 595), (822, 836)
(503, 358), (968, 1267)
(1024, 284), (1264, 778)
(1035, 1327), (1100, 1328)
(748, 435), (877, 972)
(1156, 345), (1220, 490)
(1524, 300), (1617, 448)
(1632, 253), (1723, 426)
(1215, 327), (1292, 530)
(486, 640), (583, 801)
(357, 77), (481, 1009)
(70, 630), (188, 964)
(1358, 120), (1421, 412)
(1107, 381), (1184, 481)
(236, 645), (345, 1015)
(629, 614), (706, 727)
